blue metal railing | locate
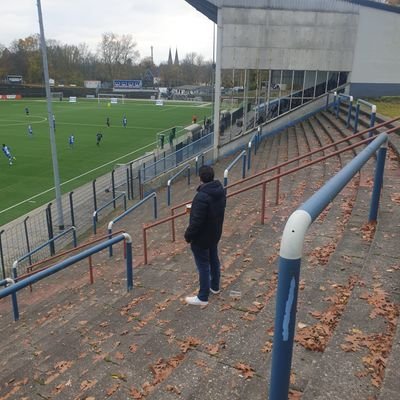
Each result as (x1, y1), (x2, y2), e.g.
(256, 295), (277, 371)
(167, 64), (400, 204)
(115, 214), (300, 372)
(93, 192), (127, 234)
(269, 132), (388, 400)
(336, 93), (354, 128)
(142, 132), (213, 183)
(247, 127), (261, 170)
(1, 233), (133, 321)
(195, 152), (206, 175)
(223, 150), (247, 189)
(167, 164), (191, 206)
(107, 192), (157, 256)
(354, 99), (377, 135)
(11, 226), (77, 277)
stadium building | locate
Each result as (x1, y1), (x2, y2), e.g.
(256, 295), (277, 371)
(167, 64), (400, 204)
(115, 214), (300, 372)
(186, 0), (400, 98)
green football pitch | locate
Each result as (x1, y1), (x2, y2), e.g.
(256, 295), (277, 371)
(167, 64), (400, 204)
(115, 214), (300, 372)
(0, 98), (212, 225)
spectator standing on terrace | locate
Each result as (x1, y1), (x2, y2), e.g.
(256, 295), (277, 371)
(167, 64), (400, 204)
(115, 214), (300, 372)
(184, 165), (226, 306)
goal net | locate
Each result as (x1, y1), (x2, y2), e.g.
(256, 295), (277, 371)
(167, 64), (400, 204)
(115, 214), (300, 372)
(97, 93), (125, 104)
(51, 92), (63, 101)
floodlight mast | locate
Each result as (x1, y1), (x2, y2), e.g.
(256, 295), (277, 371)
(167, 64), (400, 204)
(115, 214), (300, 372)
(37, 0), (64, 230)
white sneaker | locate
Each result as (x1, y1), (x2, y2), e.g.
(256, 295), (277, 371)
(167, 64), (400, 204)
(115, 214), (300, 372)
(210, 288), (220, 295)
(185, 296), (208, 306)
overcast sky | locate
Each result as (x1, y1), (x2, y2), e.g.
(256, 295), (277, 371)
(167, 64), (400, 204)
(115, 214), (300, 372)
(1, 0), (215, 64)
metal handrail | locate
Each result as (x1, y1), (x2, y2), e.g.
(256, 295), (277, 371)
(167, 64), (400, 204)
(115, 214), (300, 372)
(223, 150), (247, 189)
(11, 226), (77, 277)
(2, 233), (133, 321)
(354, 99), (377, 133)
(107, 192), (157, 256)
(18, 230), (127, 289)
(93, 192), (127, 234)
(269, 133), (388, 399)
(141, 124), (399, 264)
(167, 117), (398, 214)
(167, 164), (191, 206)
(247, 127), (261, 170)
(335, 92), (354, 127)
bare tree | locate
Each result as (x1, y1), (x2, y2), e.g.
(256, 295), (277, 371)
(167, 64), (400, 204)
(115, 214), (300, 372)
(98, 32), (140, 80)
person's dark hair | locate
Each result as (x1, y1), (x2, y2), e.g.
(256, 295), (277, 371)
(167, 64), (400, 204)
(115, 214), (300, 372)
(199, 165), (214, 183)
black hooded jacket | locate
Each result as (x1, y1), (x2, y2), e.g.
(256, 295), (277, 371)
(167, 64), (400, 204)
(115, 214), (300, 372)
(184, 180), (226, 249)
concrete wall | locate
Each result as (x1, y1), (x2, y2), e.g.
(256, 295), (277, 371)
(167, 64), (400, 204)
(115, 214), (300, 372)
(220, 7), (358, 71)
(350, 6), (400, 97)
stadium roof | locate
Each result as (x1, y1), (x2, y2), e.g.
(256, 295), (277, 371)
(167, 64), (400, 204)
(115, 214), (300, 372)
(185, 0), (400, 23)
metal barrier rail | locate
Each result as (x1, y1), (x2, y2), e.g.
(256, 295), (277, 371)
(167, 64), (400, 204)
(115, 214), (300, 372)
(1, 233), (133, 321)
(17, 230), (127, 290)
(108, 192), (157, 256)
(93, 192), (127, 234)
(223, 150), (247, 189)
(226, 118), (400, 195)
(195, 152), (206, 175)
(167, 164), (191, 206)
(247, 126), (261, 170)
(168, 117), (399, 215)
(141, 125), (399, 264)
(335, 92), (354, 128)
(11, 226), (77, 277)
(141, 133), (214, 183)
(269, 133), (388, 400)
(354, 99), (377, 134)
(143, 210), (187, 264)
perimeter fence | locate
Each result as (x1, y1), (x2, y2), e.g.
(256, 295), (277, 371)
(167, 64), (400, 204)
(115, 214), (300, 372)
(0, 130), (215, 279)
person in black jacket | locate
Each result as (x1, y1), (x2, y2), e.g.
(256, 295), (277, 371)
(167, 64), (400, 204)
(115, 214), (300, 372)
(184, 165), (226, 305)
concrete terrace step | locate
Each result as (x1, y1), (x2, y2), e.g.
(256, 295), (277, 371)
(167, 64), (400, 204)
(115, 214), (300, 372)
(300, 128), (400, 399)
(1, 112), (398, 399)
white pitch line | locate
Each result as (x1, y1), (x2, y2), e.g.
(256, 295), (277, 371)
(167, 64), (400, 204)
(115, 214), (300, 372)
(0, 141), (157, 215)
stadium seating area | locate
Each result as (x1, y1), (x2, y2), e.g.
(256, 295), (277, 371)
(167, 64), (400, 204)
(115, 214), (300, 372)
(0, 106), (399, 399)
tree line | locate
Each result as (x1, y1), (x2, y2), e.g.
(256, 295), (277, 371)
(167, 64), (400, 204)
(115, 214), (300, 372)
(0, 32), (214, 87)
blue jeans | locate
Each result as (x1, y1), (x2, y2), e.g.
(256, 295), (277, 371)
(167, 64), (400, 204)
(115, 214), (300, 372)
(190, 243), (220, 301)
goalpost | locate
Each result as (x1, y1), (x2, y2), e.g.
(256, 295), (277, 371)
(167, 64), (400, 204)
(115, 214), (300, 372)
(50, 92), (63, 101)
(97, 93), (125, 104)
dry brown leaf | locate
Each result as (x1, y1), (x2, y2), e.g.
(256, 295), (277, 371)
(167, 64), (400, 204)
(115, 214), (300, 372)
(106, 384), (120, 396)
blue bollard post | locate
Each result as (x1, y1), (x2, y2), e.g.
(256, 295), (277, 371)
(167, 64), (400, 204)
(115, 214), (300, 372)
(242, 154), (247, 179)
(247, 145), (252, 171)
(336, 98), (340, 118)
(167, 184), (171, 206)
(346, 101), (352, 128)
(11, 270), (19, 321)
(369, 142), (387, 222)
(153, 195), (158, 219)
(108, 226), (113, 257)
(354, 104), (360, 133)
(72, 228), (77, 247)
(269, 257), (301, 400)
(69, 191), (75, 227)
(126, 241), (133, 291)
(369, 111), (377, 138)
(93, 214), (97, 235)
